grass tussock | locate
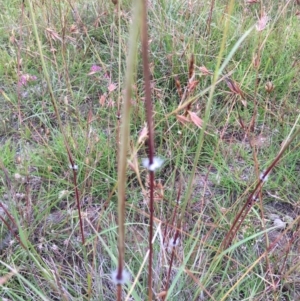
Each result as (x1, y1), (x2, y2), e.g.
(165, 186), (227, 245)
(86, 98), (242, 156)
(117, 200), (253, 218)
(0, 0), (300, 300)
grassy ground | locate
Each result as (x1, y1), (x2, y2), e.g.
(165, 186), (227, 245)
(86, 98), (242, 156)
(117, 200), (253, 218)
(0, 0), (300, 300)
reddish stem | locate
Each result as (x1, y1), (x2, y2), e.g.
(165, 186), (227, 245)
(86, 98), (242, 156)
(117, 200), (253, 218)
(141, 0), (155, 299)
(66, 148), (85, 245)
(223, 141), (294, 248)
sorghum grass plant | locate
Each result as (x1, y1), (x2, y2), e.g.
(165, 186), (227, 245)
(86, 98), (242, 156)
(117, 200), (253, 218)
(0, 0), (300, 300)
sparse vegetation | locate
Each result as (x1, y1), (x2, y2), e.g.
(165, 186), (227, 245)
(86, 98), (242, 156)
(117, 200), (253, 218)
(0, 0), (300, 300)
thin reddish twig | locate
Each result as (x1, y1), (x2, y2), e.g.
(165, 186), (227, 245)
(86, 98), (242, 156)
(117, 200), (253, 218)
(141, 0), (155, 299)
(223, 134), (298, 248)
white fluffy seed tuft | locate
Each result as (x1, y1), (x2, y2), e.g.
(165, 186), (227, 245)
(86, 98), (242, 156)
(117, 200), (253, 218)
(111, 269), (130, 285)
(259, 170), (269, 182)
(169, 237), (180, 248)
(69, 164), (78, 170)
(273, 218), (286, 229)
(142, 157), (164, 171)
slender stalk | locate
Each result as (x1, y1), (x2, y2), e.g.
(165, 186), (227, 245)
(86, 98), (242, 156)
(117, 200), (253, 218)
(164, 220), (181, 299)
(17, 1), (25, 125)
(0, 215), (25, 250)
(163, 177), (181, 245)
(141, 1), (156, 299)
(205, 0), (215, 38)
(26, 0), (85, 244)
(223, 122), (300, 248)
(179, 0), (236, 239)
(0, 160), (26, 249)
(115, 0), (141, 298)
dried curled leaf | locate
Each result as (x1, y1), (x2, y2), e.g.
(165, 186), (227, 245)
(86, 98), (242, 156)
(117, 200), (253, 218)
(138, 123), (148, 144)
(188, 54), (195, 80)
(188, 79), (199, 93)
(177, 112), (214, 135)
(176, 114), (190, 125)
(256, 12), (269, 32)
(45, 28), (62, 42)
(99, 93), (107, 106)
(188, 111), (203, 128)
(174, 76), (182, 99)
(157, 291), (167, 299)
(253, 53), (260, 69)
(225, 78), (244, 98)
(198, 65), (213, 75)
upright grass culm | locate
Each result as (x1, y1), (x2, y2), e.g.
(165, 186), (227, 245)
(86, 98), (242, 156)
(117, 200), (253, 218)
(113, 0), (141, 299)
(16, 1), (25, 125)
(178, 0), (237, 257)
(26, 0), (85, 244)
(0, 159), (25, 249)
(140, 0), (163, 299)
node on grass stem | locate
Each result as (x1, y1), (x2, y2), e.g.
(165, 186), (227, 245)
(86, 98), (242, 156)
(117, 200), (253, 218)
(69, 164), (78, 171)
(252, 194), (258, 202)
(111, 269), (130, 285)
(259, 170), (269, 182)
(169, 237), (180, 248)
(142, 156), (164, 171)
